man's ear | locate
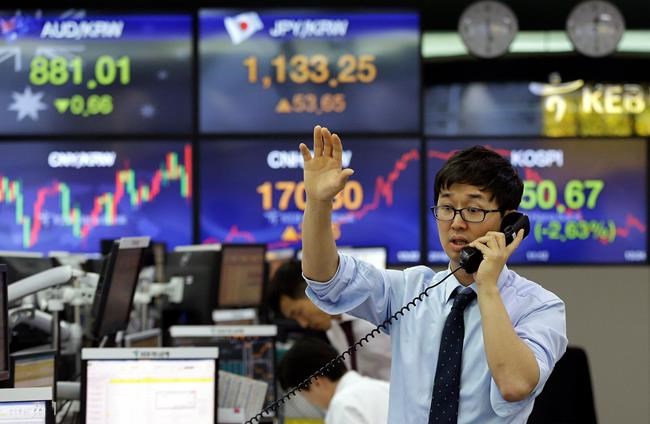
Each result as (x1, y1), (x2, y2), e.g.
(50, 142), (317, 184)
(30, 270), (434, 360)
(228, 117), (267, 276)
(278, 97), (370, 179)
(500, 209), (517, 225)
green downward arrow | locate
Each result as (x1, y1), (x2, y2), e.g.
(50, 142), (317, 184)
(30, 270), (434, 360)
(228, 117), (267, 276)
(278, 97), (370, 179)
(54, 98), (70, 113)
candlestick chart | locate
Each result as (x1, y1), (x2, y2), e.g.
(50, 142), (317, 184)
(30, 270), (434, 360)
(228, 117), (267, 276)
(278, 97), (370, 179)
(0, 141), (193, 252)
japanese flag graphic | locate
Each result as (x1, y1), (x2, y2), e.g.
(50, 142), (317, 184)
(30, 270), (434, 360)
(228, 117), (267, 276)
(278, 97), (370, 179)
(224, 12), (263, 45)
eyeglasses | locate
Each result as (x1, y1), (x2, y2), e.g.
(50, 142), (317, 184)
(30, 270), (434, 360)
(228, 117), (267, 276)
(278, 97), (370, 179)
(430, 205), (503, 223)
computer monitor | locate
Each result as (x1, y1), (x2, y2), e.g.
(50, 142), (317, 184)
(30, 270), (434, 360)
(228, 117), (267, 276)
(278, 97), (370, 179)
(265, 249), (295, 283)
(123, 328), (163, 348)
(164, 250), (221, 326)
(0, 254), (53, 284)
(169, 325), (276, 409)
(0, 265), (8, 383)
(337, 246), (388, 269)
(0, 387), (54, 424)
(10, 348), (57, 399)
(82, 257), (106, 275)
(81, 347), (219, 424)
(297, 246), (388, 269)
(217, 245), (266, 309)
(90, 237), (150, 343)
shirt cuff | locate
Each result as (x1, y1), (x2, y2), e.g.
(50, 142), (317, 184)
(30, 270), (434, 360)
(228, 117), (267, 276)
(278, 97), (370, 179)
(303, 254), (368, 315)
(490, 379), (535, 417)
(490, 352), (548, 417)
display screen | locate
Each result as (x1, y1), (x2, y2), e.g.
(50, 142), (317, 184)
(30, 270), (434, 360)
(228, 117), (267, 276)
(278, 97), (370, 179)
(0, 267), (7, 383)
(425, 81), (650, 137)
(13, 353), (55, 388)
(200, 139), (421, 264)
(173, 336), (275, 408)
(95, 246), (143, 338)
(0, 401), (47, 424)
(426, 139), (648, 264)
(164, 251), (220, 325)
(0, 141), (192, 253)
(199, 9), (420, 133)
(425, 83), (542, 137)
(124, 329), (162, 348)
(0, 10), (192, 134)
(218, 245), (266, 308)
(85, 359), (216, 424)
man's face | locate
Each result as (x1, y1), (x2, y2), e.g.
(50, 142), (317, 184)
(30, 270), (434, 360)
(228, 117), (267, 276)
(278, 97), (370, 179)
(279, 295), (333, 331)
(436, 183), (503, 268)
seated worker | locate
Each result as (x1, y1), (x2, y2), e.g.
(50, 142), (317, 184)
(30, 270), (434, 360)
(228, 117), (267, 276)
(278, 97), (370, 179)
(268, 259), (391, 381)
(277, 337), (390, 424)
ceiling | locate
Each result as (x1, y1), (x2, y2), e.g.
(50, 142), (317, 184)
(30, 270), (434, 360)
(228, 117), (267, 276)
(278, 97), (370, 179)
(8, 0), (650, 30)
(420, 0), (650, 30)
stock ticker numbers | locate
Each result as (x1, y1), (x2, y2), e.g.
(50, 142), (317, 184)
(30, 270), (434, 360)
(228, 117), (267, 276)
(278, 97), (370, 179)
(199, 10), (420, 133)
(29, 55), (128, 117)
(426, 139), (647, 264)
(242, 53), (376, 115)
(200, 139), (421, 264)
(520, 175), (617, 244)
(0, 11), (192, 134)
(0, 142), (193, 253)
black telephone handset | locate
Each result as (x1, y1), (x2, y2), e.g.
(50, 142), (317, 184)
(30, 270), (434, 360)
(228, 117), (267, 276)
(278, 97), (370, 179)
(246, 214), (531, 423)
(459, 212), (531, 274)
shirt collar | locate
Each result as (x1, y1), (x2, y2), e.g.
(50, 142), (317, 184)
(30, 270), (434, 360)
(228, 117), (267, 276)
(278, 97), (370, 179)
(441, 264), (510, 305)
(334, 371), (362, 394)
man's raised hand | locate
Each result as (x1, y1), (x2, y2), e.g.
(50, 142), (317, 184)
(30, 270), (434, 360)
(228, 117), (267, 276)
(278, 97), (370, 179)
(299, 125), (354, 203)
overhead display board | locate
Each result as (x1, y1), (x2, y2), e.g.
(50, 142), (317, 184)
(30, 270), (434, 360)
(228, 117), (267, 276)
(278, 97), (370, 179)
(200, 138), (421, 264)
(0, 141), (193, 252)
(0, 10), (193, 134)
(200, 9), (420, 133)
(426, 139), (647, 264)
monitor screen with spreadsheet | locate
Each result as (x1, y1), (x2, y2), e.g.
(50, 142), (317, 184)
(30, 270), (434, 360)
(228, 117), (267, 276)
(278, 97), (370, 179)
(81, 347), (219, 424)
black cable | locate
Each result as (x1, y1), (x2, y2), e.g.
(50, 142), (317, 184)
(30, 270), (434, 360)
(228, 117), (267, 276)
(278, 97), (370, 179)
(244, 265), (465, 424)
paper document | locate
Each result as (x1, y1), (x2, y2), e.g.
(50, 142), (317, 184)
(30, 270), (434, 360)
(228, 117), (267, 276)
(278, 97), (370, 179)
(218, 370), (269, 422)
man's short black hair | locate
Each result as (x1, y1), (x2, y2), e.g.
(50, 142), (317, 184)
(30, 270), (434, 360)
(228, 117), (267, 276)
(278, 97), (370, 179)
(266, 259), (306, 317)
(277, 337), (347, 391)
(434, 146), (523, 212)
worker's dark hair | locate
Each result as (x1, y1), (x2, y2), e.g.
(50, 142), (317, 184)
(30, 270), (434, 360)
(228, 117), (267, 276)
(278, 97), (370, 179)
(277, 337), (347, 391)
(266, 259), (307, 317)
(434, 146), (523, 212)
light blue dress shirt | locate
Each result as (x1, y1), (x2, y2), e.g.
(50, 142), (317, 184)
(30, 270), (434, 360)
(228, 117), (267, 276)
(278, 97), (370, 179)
(305, 254), (567, 424)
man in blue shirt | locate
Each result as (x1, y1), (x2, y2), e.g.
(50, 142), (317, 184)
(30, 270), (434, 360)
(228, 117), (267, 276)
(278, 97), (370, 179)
(297, 125), (567, 423)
